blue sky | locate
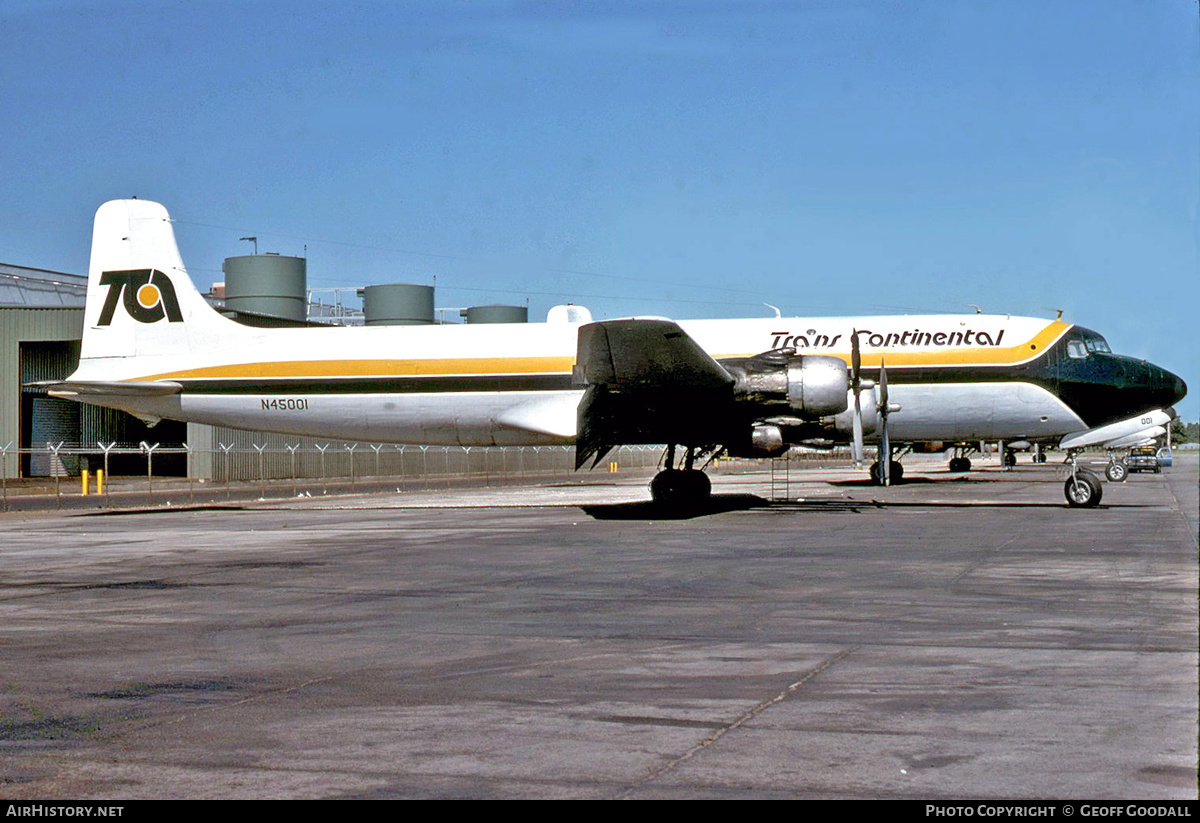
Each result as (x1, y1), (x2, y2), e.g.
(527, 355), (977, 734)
(3, 0), (1197, 419)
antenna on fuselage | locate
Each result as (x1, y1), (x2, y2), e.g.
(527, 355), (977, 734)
(764, 303), (782, 318)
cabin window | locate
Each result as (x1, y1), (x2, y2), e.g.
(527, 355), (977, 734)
(1067, 340), (1089, 359)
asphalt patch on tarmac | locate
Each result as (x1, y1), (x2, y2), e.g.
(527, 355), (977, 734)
(85, 680), (236, 701)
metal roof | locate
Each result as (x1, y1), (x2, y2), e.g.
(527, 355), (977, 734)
(0, 262), (87, 308)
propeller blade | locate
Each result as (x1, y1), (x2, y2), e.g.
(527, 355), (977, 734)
(877, 358), (889, 415)
(878, 359), (890, 486)
(880, 416), (891, 486)
(850, 330), (864, 467)
(851, 392), (864, 465)
(851, 329), (862, 389)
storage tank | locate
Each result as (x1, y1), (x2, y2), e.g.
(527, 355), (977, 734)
(461, 304), (528, 324)
(359, 284), (435, 326)
(222, 254), (307, 322)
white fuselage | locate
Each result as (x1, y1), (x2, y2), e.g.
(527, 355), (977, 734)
(71, 313), (1086, 446)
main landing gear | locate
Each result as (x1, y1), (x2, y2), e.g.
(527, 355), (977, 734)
(649, 468), (711, 506)
(869, 460), (904, 485)
(649, 444), (713, 507)
(947, 443), (977, 473)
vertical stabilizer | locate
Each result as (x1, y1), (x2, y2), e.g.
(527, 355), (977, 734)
(80, 199), (244, 362)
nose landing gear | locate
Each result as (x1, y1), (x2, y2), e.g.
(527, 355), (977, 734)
(1064, 451), (1103, 508)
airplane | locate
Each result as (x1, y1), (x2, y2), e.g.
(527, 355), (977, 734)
(38, 199), (1188, 509)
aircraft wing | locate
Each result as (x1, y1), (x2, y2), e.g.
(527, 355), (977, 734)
(1059, 408), (1172, 450)
(573, 319), (735, 468)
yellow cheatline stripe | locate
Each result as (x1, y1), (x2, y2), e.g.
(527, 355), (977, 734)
(131, 322), (1070, 382)
(134, 356), (579, 382)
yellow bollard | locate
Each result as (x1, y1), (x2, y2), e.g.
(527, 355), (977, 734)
(81, 469), (90, 496)
(96, 469), (104, 496)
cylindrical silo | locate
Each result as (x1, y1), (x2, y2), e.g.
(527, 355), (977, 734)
(222, 254), (307, 322)
(360, 284), (435, 326)
(461, 305), (528, 324)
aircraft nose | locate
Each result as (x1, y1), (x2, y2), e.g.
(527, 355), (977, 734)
(1168, 371), (1187, 405)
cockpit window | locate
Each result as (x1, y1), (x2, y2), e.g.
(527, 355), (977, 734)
(1067, 327), (1111, 359)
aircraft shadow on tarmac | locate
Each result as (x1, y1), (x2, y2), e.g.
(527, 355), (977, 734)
(579, 489), (1140, 519)
(828, 476), (940, 487)
(580, 494), (769, 520)
(582, 494), (907, 520)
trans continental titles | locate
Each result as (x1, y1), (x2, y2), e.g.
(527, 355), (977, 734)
(769, 328), (1008, 351)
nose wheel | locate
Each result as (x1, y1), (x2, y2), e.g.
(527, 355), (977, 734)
(1063, 450), (1103, 507)
(1064, 470), (1103, 507)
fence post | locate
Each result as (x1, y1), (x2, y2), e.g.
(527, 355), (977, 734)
(219, 442), (234, 499)
(1, 441), (10, 512)
(345, 443), (358, 490)
(98, 442), (115, 505)
(287, 443), (300, 497)
(367, 443), (381, 484)
(47, 442), (64, 507)
(254, 443), (267, 498)
(140, 441), (159, 500)
(315, 443), (329, 494)
(183, 443), (194, 502)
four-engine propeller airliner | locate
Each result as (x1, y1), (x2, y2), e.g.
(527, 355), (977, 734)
(40, 199), (1187, 508)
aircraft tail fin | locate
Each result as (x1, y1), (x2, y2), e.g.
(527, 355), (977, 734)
(80, 199), (246, 363)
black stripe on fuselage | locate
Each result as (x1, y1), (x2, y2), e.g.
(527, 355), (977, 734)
(174, 373), (577, 394)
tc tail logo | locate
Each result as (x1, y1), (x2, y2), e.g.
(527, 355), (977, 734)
(97, 269), (183, 325)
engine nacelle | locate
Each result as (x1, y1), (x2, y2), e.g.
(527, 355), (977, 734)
(724, 351), (849, 418)
(750, 423), (786, 456)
